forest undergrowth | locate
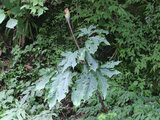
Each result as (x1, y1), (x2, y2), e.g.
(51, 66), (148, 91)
(0, 0), (160, 120)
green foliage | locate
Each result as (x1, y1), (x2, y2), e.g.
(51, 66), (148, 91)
(36, 26), (120, 108)
(59, 51), (78, 72)
(0, 0), (160, 120)
(98, 113), (117, 120)
(21, 0), (48, 16)
(72, 65), (98, 106)
(0, 9), (6, 24)
(6, 18), (18, 29)
(0, 104), (26, 120)
(75, 80), (160, 120)
(70, 0), (160, 93)
(47, 70), (76, 108)
(0, 0), (48, 48)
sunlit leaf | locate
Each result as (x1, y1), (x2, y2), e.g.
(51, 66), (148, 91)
(96, 71), (109, 99)
(38, 9), (43, 16)
(78, 25), (109, 38)
(0, 9), (6, 24)
(72, 65), (97, 106)
(59, 51), (78, 72)
(47, 70), (76, 108)
(78, 48), (86, 61)
(86, 36), (110, 54)
(101, 61), (121, 69)
(6, 18), (18, 29)
(100, 69), (121, 78)
(86, 51), (98, 71)
(36, 68), (55, 91)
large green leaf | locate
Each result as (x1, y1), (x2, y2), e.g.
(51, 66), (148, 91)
(86, 51), (98, 71)
(85, 39), (99, 54)
(47, 70), (75, 108)
(36, 74), (53, 91)
(78, 25), (96, 37)
(101, 61), (121, 69)
(96, 71), (109, 99)
(59, 51), (78, 72)
(100, 69), (121, 78)
(0, 9), (6, 24)
(92, 29), (109, 35)
(72, 65), (97, 106)
(78, 25), (109, 38)
(100, 61), (121, 78)
(78, 48), (86, 61)
(36, 68), (55, 91)
(85, 36), (110, 54)
(6, 18), (18, 29)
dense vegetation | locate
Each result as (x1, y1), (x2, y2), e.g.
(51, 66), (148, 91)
(0, 0), (160, 120)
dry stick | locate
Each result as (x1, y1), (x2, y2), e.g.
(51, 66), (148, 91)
(66, 18), (80, 50)
(66, 18), (107, 113)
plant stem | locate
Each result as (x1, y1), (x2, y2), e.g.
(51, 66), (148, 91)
(96, 90), (108, 113)
(66, 18), (80, 49)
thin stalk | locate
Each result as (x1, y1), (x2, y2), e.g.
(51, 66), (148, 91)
(66, 18), (80, 49)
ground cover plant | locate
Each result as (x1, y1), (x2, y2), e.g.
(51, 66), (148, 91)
(0, 0), (160, 120)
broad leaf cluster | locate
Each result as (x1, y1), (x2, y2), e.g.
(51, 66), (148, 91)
(36, 26), (120, 108)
